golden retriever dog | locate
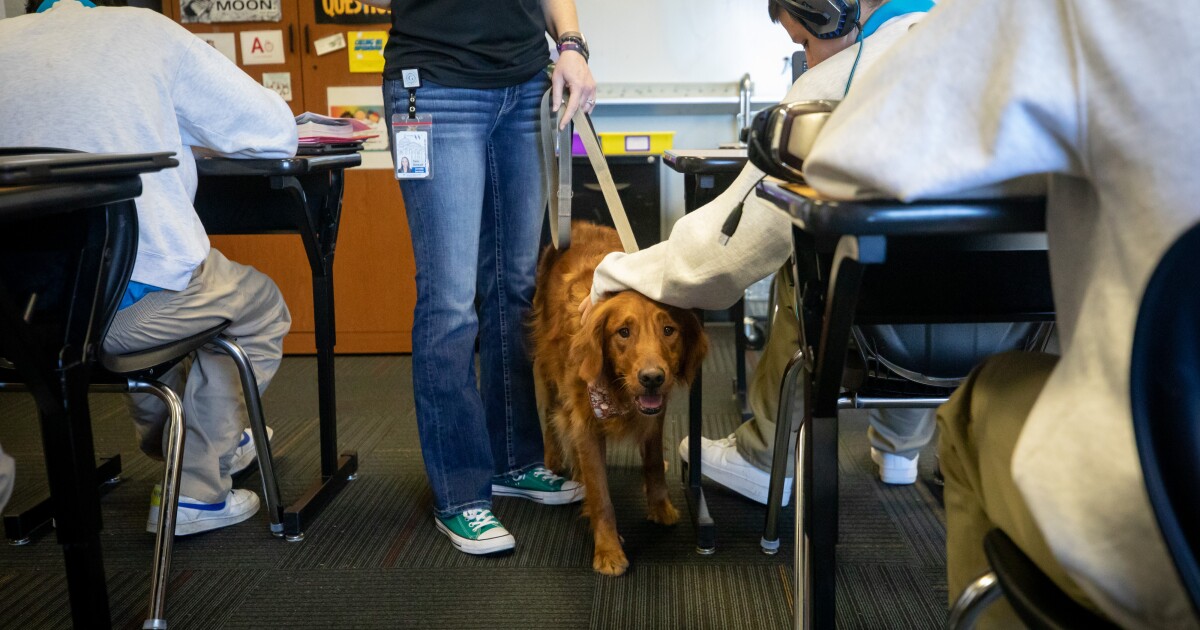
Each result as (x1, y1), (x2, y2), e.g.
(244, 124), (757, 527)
(530, 221), (708, 576)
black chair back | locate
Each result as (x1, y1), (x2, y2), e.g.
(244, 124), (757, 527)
(1131, 220), (1200, 619)
(0, 156), (139, 409)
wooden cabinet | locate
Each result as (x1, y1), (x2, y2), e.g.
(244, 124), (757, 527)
(166, 0), (416, 353)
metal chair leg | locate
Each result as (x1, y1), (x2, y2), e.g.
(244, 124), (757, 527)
(762, 347), (808, 554)
(128, 379), (184, 630)
(946, 571), (1002, 630)
(794, 422), (808, 630)
(209, 337), (283, 536)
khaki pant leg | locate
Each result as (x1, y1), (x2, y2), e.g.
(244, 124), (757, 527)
(103, 248), (290, 503)
(868, 407), (937, 459)
(939, 351), (1094, 628)
(736, 267), (800, 475)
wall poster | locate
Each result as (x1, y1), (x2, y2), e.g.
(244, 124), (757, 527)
(327, 86), (391, 170)
(315, 0), (390, 24)
(180, 0), (281, 23)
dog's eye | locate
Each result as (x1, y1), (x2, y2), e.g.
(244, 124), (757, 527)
(663, 326), (676, 336)
(618, 327), (631, 338)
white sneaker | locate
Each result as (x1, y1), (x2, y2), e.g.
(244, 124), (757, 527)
(230, 427), (274, 476)
(146, 486), (261, 536)
(871, 447), (919, 485)
(679, 435), (792, 506)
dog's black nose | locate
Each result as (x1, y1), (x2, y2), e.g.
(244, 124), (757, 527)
(638, 369), (665, 389)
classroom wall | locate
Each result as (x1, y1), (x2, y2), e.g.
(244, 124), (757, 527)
(577, 0), (800, 230)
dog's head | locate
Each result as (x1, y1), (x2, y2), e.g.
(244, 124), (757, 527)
(570, 292), (708, 416)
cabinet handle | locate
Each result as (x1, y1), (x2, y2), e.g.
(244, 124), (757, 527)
(288, 24), (294, 54)
(304, 24), (311, 54)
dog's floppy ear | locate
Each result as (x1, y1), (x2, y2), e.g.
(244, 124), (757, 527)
(672, 307), (708, 386)
(570, 300), (610, 385)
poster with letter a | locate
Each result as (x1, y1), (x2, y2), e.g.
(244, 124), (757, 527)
(241, 30), (286, 65)
(180, 0), (281, 23)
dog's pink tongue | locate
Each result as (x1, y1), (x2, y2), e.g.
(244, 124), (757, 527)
(638, 394), (663, 408)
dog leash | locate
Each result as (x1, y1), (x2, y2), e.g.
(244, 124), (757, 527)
(540, 87), (639, 254)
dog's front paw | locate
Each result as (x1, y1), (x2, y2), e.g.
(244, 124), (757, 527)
(647, 500), (679, 526)
(593, 546), (630, 576)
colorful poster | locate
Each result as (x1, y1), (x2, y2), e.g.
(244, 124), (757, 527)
(262, 72), (293, 102)
(327, 86), (390, 170)
(240, 30), (286, 65)
(314, 0), (390, 24)
(180, 0), (281, 23)
(197, 32), (237, 64)
(347, 31), (387, 74)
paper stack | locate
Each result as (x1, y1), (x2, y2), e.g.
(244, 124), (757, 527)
(295, 112), (379, 154)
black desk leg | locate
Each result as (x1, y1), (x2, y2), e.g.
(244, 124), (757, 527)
(41, 367), (111, 628)
(808, 413), (838, 629)
(732, 298), (749, 416)
(682, 364), (717, 554)
(281, 249), (357, 542)
(5, 455), (121, 545)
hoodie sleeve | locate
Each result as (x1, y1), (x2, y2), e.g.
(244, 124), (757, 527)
(169, 34), (298, 158)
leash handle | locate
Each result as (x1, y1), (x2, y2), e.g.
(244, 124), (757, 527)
(541, 87), (639, 254)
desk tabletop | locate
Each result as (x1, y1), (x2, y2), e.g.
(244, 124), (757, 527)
(0, 151), (177, 186)
(0, 177), (143, 220)
(196, 153), (362, 177)
(757, 180), (1047, 237)
(664, 149), (748, 174)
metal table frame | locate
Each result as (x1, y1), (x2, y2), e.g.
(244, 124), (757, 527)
(194, 153), (361, 541)
(0, 160), (164, 629)
(663, 149), (749, 554)
(755, 180), (1053, 629)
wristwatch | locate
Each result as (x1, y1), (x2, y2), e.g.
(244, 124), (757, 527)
(557, 31), (589, 62)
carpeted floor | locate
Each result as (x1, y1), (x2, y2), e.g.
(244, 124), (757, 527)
(0, 325), (947, 629)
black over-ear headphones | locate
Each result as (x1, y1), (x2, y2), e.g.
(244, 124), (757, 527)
(772, 0), (860, 39)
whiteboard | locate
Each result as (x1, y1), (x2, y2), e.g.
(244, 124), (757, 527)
(576, 0), (800, 101)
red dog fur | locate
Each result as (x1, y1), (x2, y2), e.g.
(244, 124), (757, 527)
(530, 222), (708, 576)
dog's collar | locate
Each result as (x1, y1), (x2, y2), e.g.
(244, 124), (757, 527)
(588, 383), (631, 420)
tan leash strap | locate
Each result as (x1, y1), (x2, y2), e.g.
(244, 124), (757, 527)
(541, 88), (639, 254)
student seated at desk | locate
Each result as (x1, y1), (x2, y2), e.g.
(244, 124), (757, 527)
(801, 0), (1200, 627)
(0, 0), (298, 536)
(583, 0), (938, 504)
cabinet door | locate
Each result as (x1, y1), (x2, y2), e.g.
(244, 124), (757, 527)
(289, 4), (416, 354)
(164, 0), (306, 116)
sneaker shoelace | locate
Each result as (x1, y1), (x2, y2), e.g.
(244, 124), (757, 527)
(462, 509), (500, 532)
(531, 467), (565, 484)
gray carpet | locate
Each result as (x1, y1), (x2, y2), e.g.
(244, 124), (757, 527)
(0, 325), (946, 629)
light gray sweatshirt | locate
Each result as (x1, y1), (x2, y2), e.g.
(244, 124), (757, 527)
(0, 1), (298, 290)
(589, 14), (925, 309)
(804, 0), (1200, 627)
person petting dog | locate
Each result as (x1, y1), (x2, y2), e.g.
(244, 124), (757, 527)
(357, 0), (597, 555)
(582, 0), (937, 505)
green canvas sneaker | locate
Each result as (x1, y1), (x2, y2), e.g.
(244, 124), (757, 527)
(492, 466), (584, 505)
(435, 508), (515, 555)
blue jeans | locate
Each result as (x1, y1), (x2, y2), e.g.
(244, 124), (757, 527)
(385, 72), (550, 518)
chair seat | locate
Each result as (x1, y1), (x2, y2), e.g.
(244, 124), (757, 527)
(98, 320), (231, 376)
(984, 529), (1120, 630)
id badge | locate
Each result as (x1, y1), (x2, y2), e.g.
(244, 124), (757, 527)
(391, 113), (433, 179)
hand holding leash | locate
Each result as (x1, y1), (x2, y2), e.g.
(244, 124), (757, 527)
(552, 51), (596, 128)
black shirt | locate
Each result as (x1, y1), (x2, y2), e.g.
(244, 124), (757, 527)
(384, 0), (550, 89)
